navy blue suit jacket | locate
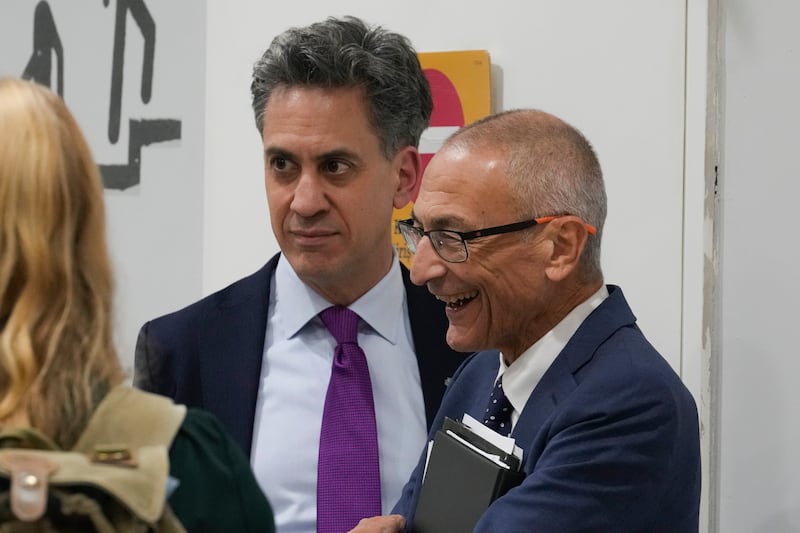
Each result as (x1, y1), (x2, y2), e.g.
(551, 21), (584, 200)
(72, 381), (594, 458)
(393, 286), (701, 532)
(133, 254), (466, 457)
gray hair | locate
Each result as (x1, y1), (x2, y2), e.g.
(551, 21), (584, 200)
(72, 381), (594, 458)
(250, 16), (433, 159)
(447, 109), (607, 280)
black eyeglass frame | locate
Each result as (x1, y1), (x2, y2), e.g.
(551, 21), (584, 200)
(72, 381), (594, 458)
(396, 216), (597, 263)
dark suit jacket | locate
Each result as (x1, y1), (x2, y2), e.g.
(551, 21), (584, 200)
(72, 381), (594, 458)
(394, 285), (701, 532)
(134, 254), (466, 457)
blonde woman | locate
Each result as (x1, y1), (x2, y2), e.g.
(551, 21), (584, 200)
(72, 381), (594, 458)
(0, 77), (274, 532)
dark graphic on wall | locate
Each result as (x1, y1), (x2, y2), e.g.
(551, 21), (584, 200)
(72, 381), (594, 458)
(21, 0), (181, 191)
(100, 119), (181, 189)
(22, 1), (63, 96)
(105, 0), (154, 144)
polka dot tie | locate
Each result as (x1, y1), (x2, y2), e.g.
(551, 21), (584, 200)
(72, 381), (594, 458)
(483, 375), (513, 436)
(317, 306), (381, 533)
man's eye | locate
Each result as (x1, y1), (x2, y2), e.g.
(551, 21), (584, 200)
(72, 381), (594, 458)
(270, 157), (289, 171)
(322, 160), (350, 174)
(435, 232), (463, 247)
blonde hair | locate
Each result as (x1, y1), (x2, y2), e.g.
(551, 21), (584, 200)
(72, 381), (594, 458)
(0, 78), (124, 448)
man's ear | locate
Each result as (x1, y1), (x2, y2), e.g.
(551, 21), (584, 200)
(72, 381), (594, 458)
(544, 217), (590, 281)
(393, 146), (421, 209)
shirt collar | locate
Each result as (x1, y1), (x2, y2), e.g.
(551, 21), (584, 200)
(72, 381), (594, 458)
(273, 252), (405, 344)
(497, 285), (610, 414)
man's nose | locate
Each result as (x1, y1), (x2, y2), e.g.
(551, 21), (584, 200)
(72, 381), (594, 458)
(290, 172), (329, 217)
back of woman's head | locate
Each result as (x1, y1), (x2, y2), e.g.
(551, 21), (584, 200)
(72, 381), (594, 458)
(0, 78), (123, 448)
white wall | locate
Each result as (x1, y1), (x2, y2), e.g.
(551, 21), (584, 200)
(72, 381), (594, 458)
(718, 1), (800, 531)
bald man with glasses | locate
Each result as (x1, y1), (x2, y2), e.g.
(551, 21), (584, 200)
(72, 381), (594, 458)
(352, 109), (700, 533)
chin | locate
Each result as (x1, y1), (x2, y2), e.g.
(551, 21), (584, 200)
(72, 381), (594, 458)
(287, 252), (339, 277)
(446, 331), (479, 353)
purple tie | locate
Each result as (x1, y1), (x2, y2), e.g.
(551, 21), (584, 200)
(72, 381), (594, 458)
(317, 306), (381, 533)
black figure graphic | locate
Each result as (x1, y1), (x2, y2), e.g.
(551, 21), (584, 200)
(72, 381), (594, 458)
(97, 0), (182, 190)
(19, 0), (181, 190)
(105, 0), (156, 144)
(100, 119), (181, 190)
(22, 1), (64, 96)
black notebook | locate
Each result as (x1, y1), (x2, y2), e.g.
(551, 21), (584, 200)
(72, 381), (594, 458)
(411, 417), (525, 533)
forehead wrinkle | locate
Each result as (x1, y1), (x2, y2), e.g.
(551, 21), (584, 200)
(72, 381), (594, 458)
(415, 187), (473, 230)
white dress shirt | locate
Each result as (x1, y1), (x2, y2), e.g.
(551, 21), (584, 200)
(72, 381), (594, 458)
(496, 285), (610, 430)
(251, 255), (427, 533)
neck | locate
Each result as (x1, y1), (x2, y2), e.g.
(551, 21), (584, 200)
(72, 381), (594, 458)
(305, 248), (395, 306)
(502, 279), (604, 364)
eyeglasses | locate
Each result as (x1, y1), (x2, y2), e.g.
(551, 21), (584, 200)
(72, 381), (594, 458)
(396, 215), (597, 263)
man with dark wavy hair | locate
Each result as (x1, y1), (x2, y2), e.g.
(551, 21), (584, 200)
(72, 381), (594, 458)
(134, 16), (465, 533)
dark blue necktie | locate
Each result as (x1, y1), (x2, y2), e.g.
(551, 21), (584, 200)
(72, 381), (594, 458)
(483, 375), (513, 436)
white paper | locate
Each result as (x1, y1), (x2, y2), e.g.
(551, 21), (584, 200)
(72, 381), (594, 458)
(462, 413), (523, 461)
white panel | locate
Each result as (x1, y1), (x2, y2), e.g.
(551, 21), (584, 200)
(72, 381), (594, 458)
(720, 0), (800, 531)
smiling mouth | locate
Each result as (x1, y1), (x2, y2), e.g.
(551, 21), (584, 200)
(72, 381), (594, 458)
(437, 291), (478, 310)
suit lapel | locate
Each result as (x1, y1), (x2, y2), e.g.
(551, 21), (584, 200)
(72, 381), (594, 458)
(198, 255), (278, 456)
(511, 286), (637, 453)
